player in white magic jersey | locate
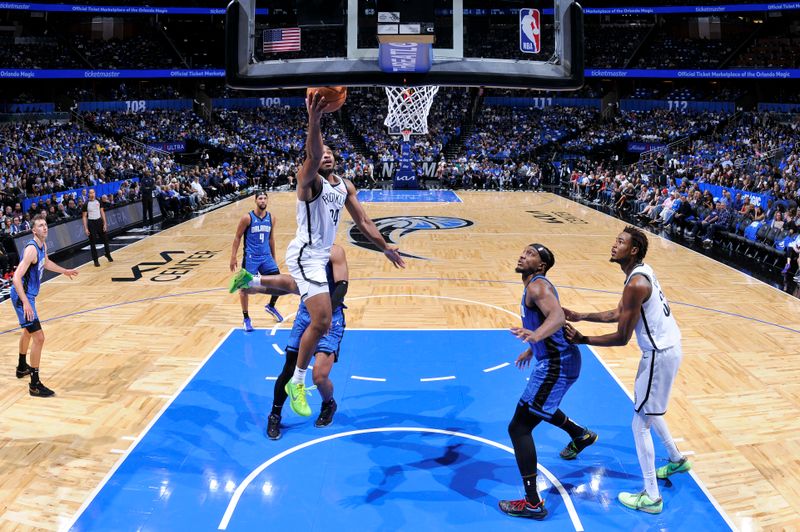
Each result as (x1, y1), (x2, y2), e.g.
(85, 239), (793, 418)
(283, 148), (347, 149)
(229, 90), (405, 418)
(564, 226), (692, 515)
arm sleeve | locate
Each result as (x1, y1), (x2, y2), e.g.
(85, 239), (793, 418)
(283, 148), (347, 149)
(330, 280), (349, 310)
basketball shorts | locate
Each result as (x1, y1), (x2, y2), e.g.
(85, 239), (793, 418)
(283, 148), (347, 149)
(518, 354), (581, 421)
(242, 254), (279, 276)
(286, 304), (346, 361)
(11, 291), (41, 332)
(285, 239), (329, 300)
(634, 344), (682, 415)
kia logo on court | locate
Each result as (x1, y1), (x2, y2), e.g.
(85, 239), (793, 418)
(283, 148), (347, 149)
(348, 216), (473, 260)
(111, 250), (221, 282)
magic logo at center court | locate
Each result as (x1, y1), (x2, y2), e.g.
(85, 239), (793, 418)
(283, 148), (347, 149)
(348, 216), (474, 260)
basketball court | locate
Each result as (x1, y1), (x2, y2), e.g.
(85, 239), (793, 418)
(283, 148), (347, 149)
(0, 1), (798, 530)
(0, 191), (798, 530)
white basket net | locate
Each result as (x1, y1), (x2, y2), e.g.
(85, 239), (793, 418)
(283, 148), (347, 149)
(383, 85), (440, 136)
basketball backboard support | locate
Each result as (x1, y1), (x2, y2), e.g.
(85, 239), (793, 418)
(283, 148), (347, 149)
(226, 0), (583, 90)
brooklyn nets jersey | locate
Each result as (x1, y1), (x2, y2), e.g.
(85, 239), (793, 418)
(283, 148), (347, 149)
(294, 176), (347, 258)
(625, 263), (681, 351)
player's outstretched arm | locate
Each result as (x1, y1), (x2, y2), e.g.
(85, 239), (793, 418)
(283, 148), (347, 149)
(342, 179), (406, 269)
(296, 92), (329, 200)
(565, 279), (648, 347)
(563, 301), (622, 323)
(43, 258), (78, 279)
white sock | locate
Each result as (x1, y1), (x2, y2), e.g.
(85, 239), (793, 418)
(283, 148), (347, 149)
(651, 416), (683, 463)
(248, 273), (261, 288)
(290, 366), (307, 386)
(632, 412), (660, 501)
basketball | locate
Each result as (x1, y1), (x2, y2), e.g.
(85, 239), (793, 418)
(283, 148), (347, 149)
(307, 86), (347, 112)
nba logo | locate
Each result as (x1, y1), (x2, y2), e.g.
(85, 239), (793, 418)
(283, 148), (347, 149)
(519, 8), (541, 54)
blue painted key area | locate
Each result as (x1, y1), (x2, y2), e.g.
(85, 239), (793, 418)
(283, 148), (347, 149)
(70, 329), (731, 531)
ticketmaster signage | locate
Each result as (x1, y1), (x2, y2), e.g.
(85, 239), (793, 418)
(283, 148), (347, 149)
(0, 69), (225, 79)
(579, 3), (800, 14)
(586, 69), (800, 79)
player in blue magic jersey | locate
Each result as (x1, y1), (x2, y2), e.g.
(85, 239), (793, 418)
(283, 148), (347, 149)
(498, 243), (597, 521)
(266, 244), (349, 440)
(230, 191), (284, 331)
(10, 214), (79, 397)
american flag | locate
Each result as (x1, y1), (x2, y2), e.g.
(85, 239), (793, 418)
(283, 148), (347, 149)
(262, 28), (301, 53)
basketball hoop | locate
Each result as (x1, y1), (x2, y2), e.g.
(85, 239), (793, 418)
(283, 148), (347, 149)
(384, 85), (440, 136)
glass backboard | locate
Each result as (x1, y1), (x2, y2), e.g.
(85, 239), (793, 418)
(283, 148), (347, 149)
(226, 0), (583, 90)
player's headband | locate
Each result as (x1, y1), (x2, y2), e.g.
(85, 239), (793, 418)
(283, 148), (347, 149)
(530, 243), (555, 272)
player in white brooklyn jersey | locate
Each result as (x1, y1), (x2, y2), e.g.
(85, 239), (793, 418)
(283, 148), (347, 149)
(564, 226), (692, 515)
(229, 90), (405, 418)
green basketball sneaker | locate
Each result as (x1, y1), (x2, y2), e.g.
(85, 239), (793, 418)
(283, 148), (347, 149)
(656, 457), (692, 479)
(284, 381), (313, 417)
(229, 269), (254, 293)
(618, 491), (663, 514)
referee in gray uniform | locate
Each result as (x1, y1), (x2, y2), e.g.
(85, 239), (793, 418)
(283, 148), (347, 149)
(82, 188), (113, 267)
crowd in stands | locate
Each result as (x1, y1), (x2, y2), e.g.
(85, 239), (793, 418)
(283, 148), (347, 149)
(484, 85), (602, 100)
(162, 15), (224, 68)
(0, 34), (85, 69)
(667, 112), (799, 192)
(71, 31), (182, 69)
(565, 111), (800, 295)
(634, 18), (752, 69)
(1, 10), (800, 74)
(562, 109), (724, 153)
(67, 82), (183, 103)
(0, 15), (798, 76)
(584, 22), (651, 68)
(85, 109), (208, 144)
(629, 86), (743, 102)
(733, 35), (800, 69)
(439, 159), (542, 191)
(213, 107), (307, 154)
(0, 116), (272, 276)
(465, 105), (598, 160)
(2, 79), (800, 294)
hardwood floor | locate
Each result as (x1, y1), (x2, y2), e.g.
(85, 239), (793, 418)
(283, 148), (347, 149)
(0, 191), (797, 530)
